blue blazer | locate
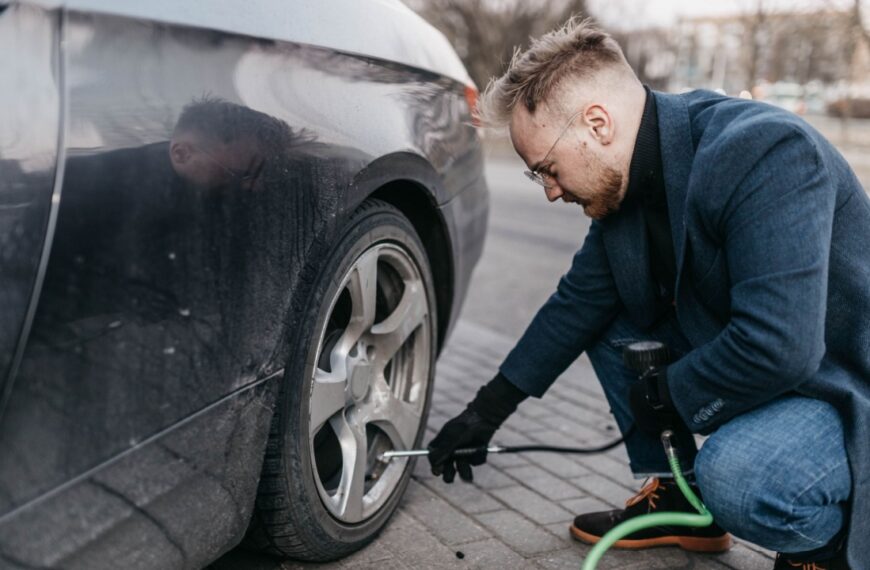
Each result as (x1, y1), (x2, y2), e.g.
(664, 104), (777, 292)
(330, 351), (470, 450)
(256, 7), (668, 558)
(499, 90), (870, 565)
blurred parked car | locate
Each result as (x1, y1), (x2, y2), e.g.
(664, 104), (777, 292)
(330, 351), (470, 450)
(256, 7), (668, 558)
(0, 0), (488, 567)
(827, 97), (870, 119)
(753, 81), (807, 115)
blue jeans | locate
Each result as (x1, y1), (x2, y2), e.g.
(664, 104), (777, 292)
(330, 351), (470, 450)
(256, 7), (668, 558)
(586, 311), (852, 554)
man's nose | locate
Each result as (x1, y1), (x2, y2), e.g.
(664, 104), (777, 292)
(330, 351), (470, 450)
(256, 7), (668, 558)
(544, 185), (563, 202)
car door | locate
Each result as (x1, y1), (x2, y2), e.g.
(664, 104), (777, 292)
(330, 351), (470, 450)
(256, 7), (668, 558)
(0, 6), (319, 513)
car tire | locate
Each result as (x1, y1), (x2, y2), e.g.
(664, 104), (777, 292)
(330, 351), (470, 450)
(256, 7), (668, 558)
(243, 199), (438, 561)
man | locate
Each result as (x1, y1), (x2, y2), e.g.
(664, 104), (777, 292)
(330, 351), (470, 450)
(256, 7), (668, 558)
(427, 17), (869, 570)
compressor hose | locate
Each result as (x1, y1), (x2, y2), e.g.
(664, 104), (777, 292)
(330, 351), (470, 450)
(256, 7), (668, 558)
(581, 430), (714, 570)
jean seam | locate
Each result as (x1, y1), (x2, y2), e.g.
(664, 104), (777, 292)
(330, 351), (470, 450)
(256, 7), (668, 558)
(784, 457), (850, 546)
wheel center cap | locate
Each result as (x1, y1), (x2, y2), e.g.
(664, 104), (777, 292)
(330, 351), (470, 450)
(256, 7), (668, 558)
(348, 344), (375, 401)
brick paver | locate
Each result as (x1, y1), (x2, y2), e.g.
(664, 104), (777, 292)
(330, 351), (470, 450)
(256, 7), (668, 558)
(474, 510), (566, 556)
(488, 486), (574, 525)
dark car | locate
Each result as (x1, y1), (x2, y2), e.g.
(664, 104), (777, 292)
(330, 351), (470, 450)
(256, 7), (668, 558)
(0, 1), (488, 567)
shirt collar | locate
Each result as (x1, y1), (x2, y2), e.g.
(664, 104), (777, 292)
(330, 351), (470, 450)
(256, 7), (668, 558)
(623, 86), (664, 207)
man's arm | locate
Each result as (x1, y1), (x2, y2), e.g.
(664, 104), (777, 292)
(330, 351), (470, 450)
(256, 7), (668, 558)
(667, 128), (837, 434)
(499, 220), (623, 397)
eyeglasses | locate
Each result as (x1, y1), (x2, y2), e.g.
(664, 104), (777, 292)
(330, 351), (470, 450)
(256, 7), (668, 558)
(524, 109), (584, 188)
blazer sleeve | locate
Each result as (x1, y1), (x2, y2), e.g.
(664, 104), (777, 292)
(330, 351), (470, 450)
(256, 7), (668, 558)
(499, 220), (622, 397)
(667, 127), (837, 433)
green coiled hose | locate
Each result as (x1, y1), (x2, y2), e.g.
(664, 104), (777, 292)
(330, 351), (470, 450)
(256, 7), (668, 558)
(581, 431), (714, 570)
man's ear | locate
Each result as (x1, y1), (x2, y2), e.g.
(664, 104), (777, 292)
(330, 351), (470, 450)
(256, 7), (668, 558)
(582, 104), (614, 145)
(170, 141), (193, 165)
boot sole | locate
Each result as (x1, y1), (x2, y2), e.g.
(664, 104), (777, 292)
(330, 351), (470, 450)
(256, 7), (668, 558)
(570, 524), (733, 553)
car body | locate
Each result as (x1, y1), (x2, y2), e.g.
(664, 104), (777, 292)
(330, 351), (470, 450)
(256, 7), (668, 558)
(0, 1), (488, 567)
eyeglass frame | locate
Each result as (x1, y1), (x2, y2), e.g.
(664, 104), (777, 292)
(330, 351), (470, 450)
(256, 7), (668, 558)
(523, 108), (585, 189)
(193, 143), (262, 183)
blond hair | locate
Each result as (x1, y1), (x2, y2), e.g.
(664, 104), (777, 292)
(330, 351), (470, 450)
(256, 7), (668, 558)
(477, 17), (633, 128)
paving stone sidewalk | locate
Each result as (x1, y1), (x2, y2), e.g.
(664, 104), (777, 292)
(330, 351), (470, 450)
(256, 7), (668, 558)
(285, 320), (775, 570)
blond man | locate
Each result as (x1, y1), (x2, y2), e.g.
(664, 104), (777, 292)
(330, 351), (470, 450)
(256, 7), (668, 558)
(428, 18), (869, 570)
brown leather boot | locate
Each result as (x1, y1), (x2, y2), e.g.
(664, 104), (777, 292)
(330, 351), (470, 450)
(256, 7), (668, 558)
(569, 477), (732, 552)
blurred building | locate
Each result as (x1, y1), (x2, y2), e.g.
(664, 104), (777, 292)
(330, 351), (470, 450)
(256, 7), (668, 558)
(616, 8), (866, 97)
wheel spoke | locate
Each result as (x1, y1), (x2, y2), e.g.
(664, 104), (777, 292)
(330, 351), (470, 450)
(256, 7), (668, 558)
(367, 281), (426, 368)
(332, 413), (368, 522)
(309, 369), (347, 433)
(327, 249), (379, 378)
(368, 376), (421, 451)
(347, 248), (379, 333)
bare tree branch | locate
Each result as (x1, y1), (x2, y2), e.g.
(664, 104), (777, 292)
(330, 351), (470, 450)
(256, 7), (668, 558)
(405, 0), (590, 87)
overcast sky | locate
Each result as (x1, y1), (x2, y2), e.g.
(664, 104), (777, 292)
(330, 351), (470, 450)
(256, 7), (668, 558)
(587, 0), (859, 29)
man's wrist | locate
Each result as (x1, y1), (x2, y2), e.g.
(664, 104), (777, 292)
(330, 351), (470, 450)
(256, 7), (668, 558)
(468, 372), (529, 426)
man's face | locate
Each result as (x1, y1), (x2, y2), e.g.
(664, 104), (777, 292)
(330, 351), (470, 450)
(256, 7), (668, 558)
(170, 132), (264, 192)
(510, 102), (626, 220)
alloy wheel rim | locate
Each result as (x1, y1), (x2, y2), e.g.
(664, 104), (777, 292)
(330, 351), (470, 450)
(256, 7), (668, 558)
(308, 242), (431, 523)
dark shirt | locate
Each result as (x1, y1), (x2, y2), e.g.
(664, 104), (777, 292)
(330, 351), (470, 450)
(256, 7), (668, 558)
(624, 87), (677, 307)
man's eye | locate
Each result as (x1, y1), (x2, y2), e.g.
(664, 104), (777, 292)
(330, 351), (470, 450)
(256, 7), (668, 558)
(542, 171), (555, 181)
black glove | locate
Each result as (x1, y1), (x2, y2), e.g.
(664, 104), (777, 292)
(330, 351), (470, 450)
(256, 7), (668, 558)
(427, 408), (496, 483)
(427, 373), (527, 483)
(628, 367), (685, 436)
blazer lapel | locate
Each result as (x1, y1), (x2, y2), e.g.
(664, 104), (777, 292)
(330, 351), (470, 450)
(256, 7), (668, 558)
(653, 91), (721, 346)
(653, 92), (694, 304)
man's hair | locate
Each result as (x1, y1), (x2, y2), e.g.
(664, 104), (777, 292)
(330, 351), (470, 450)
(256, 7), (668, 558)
(175, 95), (270, 144)
(477, 16), (633, 128)
(174, 95), (316, 153)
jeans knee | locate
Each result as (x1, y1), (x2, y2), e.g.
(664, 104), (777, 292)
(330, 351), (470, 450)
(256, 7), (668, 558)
(695, 440), (779, 532)
(694, 439), (736, 523)
(694, 439), (846, 552)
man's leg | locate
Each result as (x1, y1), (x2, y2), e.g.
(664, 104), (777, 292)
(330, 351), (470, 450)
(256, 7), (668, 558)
(572, 310), (731, 552)
(694, 395), (851, 559)
(585, 309), (697, 476)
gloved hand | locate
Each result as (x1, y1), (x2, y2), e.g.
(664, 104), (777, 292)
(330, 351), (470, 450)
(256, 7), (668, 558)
(427, 408), (497, 483)
(427, 373), (527, 483)
(628, 368), (686, 436)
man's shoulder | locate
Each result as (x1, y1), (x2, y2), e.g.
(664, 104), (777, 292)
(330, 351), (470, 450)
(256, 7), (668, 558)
(685, 91), (818, 153)
(671, 91), (826, 190)
(653, 89), (824, 173)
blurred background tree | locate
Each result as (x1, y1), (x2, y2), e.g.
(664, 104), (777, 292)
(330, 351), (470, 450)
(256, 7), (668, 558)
(403, 0), (591, 89)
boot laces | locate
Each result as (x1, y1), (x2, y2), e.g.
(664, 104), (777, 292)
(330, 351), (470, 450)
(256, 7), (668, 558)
(625, 477), (664, 510)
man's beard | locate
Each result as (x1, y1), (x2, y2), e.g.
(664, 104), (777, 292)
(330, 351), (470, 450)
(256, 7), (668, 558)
(582, 165), (624, 220)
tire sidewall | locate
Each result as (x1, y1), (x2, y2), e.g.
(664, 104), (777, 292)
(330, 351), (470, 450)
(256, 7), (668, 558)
(275, 200), (437, 554)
